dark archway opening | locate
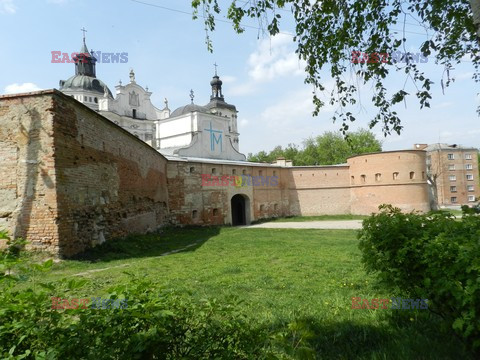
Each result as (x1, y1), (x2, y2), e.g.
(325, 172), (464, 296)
(231, 194), (246, 226)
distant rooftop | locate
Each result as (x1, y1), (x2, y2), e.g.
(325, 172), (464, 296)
(424, 143), (478, 151)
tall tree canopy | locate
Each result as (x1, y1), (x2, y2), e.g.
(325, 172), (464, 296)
(192, 0), (480, 135)
(247, 128), (382, 165)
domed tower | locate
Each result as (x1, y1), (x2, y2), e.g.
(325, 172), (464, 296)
(204, 65), (240, 150)
(59, 32), (113, 110)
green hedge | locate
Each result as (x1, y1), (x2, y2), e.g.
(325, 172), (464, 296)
(358, 205), (480, 352)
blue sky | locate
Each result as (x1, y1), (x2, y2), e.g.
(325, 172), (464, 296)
(1, 0), (478, 155)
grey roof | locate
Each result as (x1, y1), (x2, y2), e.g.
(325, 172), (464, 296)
(162, 154), (283, 167)
(170, 104), (210, 117)
(59, 75), (113, 97)
(204, 98), (237, 112)
(425, 143), (478, 151)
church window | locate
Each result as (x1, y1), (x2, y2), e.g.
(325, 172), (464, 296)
(94, 97), (98, 103)
(132, 109), (137, 119)
(190, 167), (195, 173)
(89, 97), (92, 102)
(213, 208), (219, 216)
(84, 96), (87, 101)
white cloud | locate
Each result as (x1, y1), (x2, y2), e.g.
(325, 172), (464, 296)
(4, 83), (43, 94)
(230, 32), (305, 96)
(221, 75), (236, 84)
(454, 72), (474, 81)
(0, 0), (16, 14)
(239, 118), (249, 127)
(247, 33), (305, 83)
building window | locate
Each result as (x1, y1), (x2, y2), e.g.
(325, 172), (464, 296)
(375, 173), (381, 182)
(468, 195), (476, 202)
(447, 153), (455, 160)
(448, 164), (455, 171)
(451, 197), (457, 203)
(273, 170), (277, 177)
(361, 174), (366, 183)
(213, 208), (219, 216)
(467, 185), (474, 192)
(449, 175), (456, 181)
(409, 171), (415, 180)
(189, 167), (195, 173)
(467, 174), (474, 181)
(192, 210), (198, 219)
(465, 153), (472, 160)
(132, 109), (136, 119)
(89, 97), (92, 102)
(259, 204), (264, 211)
(450, 186), (457, 193)
(232, 169), (236, 175)
(84, 96), (87, 101)
(94, 97), (98, 103)
(351, 176), (355, 184)
(466, 164), (473, 170)
(422, 171), (425, 180)
(212, 168), (216, 174)
(393, 172), (399, 180)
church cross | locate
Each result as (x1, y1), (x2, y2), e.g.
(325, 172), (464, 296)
(81, 27), (87, 42)
(214, 62), (218, 76)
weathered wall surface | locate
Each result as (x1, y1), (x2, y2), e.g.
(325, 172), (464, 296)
(0, 92), (59, 251)
(0, 90), (169, 256)
(287, 166), (351, 215)
(348, 150), (430, 214)
(167, 161), (289, 225)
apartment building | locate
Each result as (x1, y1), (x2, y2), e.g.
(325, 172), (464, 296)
(415, 143), (480, 207)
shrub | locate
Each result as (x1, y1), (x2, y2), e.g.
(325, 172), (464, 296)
(358, 205), (480, 353)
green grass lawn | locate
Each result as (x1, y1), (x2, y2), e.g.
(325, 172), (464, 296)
(26, 227), (468, 359)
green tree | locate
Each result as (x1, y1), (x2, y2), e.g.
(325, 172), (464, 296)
(248, 128), (382, 165)
(192, 0), (480, 135)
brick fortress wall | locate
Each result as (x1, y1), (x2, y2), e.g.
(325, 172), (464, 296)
(0, 90), (169, 256)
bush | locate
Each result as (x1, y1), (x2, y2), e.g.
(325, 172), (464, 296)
(358, 205), (480, 353)
(0, 232), (275, 359)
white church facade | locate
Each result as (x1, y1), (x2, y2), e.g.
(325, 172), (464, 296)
(59, 36), (246, 161)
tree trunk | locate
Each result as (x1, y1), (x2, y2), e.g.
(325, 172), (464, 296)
(470, 0), (480, 38)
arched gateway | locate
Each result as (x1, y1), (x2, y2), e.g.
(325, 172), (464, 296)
(231, 194), (250, 226)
